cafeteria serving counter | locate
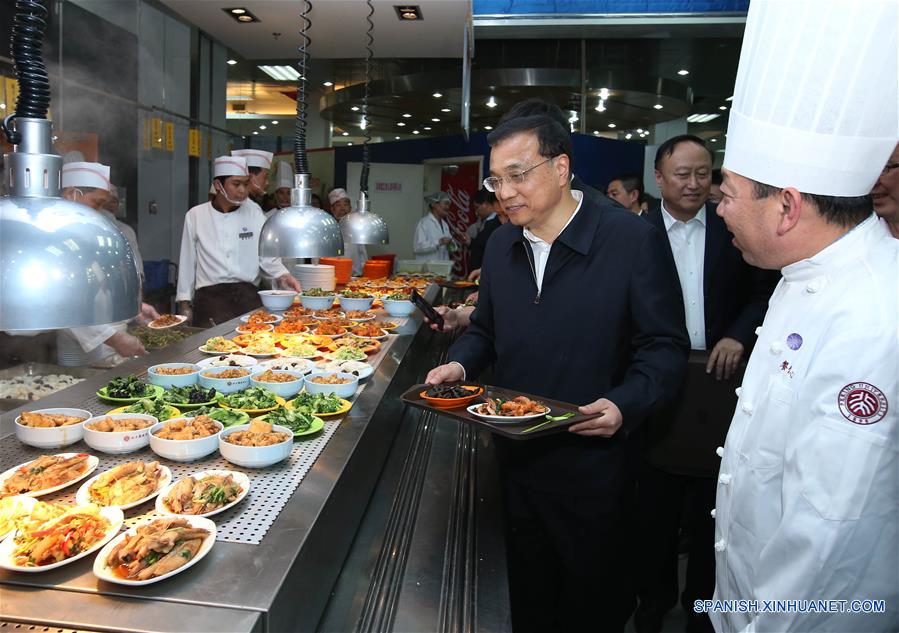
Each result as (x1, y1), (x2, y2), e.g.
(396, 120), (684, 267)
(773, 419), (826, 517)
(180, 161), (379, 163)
(0, 289), (511, 633)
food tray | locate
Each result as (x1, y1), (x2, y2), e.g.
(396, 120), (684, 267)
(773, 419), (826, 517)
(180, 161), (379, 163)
(401, 383), (591, 440)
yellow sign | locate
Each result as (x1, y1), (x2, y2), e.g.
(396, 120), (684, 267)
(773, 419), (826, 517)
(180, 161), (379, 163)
(142, 119), (151, 151)
(4, 77), (19, 113)
(165, 122), (174, 152)
(150, 117), (163, 149)
(188, 128), (201, 157)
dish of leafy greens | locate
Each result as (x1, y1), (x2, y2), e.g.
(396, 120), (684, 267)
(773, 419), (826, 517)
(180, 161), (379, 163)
(262, 407), (323, 436)
(118, 398), (179, 421)
(162, 386), (218, 407)
(219, 387), (279, 410)
(183, 406), (249, 428)
(104, 376), (154, 399)
(289, 392), (346, 415)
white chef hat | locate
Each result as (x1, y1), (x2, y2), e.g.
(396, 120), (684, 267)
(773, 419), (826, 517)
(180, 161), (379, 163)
(214, 155), (248, 178)
(329, 187), (350, 205)
(275, 161), (294, 190)
(232, 149), (273, 170)
(723, 0), (898, 197)
(425, 191), (450, 205)
(61, 162), (111, 191)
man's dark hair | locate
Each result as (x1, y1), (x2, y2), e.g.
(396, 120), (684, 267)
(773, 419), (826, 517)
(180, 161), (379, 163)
(609, 173), (644, 196)
(473, 188), (496, 205)
(213, 176), (228, 187)
(712, 169), (723, 185)
(654, 134), (713, 170)
(486, 114), (572, 161)
(248, 166), (263, 175)
(750, 180), (872, 228)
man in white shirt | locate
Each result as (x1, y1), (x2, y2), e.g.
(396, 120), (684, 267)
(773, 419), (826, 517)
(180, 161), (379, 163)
(176, 156), (300, 326)
(268, 160), (294, 217)
(413, 191), (453, 261)
(329, 187), (368, 276)
(232, 149), (272, 208)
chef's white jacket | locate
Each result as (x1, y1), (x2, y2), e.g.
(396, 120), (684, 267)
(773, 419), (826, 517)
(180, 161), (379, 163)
(711, 215), (898, 632)
(176, 201), (288, 302)
(413, 213), (451, 261)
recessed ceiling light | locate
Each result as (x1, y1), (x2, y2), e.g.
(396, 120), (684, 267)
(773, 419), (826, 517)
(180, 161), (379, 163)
(484, 125), (493, 130)
(258, 65), (300, 81)
(431, 118), (440, 122)
(719, 105), (728, 111)
(441, 108), (451, 112)
(711, 138), (718, 142)
(227, 59), (237, 66)
(397, 122), (406, 127)
(595, 100), (606, 112)
(424, 126), (432, 130)
(323, 81), (333, 87)
(486, 96), (497, 108)
(677, 69), (690, 76)
(229, 8), (246, 14)
(394, 5), (423, 20)
(412, 130), (420, 134)
(342, 131), (349, 136)
(653, 104), (664, 110)
(432, 92), (442, 98)
(271, 120), (278, 125)
(608, 123), (616, 128)
(402, 113), (412, 118)
(625, 133), (632, 139)
(259, 125), (267, 130)
(636, 128), (644, 134)
(395, 136), (400, 139)
(686, 113), (721, 123)
(237, 14), (254, 22)
(350, 106), (360, 111)
(348, 142), (353, 145)
(593, 130), (599, 135)
(252, 131), (259, 135)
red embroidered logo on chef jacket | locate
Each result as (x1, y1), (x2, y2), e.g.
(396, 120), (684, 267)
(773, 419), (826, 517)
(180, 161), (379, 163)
(838, 382), (888, 425)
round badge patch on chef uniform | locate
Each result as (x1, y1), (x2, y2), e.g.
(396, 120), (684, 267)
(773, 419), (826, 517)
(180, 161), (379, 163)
(838, 382), (888, 425)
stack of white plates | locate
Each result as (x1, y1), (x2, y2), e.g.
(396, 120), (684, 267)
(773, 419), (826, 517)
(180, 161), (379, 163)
(293, 264), (336, 292)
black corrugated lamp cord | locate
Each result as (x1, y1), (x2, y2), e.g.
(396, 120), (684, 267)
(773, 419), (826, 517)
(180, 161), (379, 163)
(2, 0), (51, 144)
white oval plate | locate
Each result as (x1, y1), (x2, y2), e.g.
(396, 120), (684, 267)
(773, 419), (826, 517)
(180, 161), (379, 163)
(148, 315), (187, 329)
(93, 515), (216, 586)
(465, 404), (550, 424)
(198, 345), (240, 355)
(346, 314), (375, 322)
(75, 464), (173, 511)
(316, 360), (374, 380)
(155, 469), (250, 518)
(258, 357), (317, 374)
(0, 506), (124, 572)
(0, 453), (100, 497)
(196, 354), (258, 369)
(349, 330), (389, 341)
(0, 496), (38, 542)
(239, 313), (282, 324)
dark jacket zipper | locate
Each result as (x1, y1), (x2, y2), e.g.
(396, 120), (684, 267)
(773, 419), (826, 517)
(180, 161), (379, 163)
(521, 242), (541, 304)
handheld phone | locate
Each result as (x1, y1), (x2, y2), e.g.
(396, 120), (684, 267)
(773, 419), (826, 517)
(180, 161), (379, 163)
(411, 289), (445, 330)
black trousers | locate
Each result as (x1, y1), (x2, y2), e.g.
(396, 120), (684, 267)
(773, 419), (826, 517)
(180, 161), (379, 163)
(503, 477), (638, 633)
(192, 282), (262, 327)
(636, 464), (716, 625)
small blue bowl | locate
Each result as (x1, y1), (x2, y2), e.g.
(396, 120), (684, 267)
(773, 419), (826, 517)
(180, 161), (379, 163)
(305, 371), (359, 399)
(250, 369), (305, 399)
(300, 294), (336, 311)
(383, 299), (415, 317)
(147, 363), (201, 389)
(338, 296), (375, 312)
(198, 366), (253, 394)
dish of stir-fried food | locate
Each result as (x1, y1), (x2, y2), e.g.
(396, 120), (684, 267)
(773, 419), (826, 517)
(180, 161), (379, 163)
(474, 396), (548, 417)
(224, 419), (290, 447)
(148, 314), (184, 328)
(153, 416), (220, 441)
(87, 462), (165, 507)
(245, 309), (278, 324)
(18, 411), (87, 428)
(1, 454), (93, 496)
(162, 473), (243, 515)
(85, 417), (154, 432)
(105, 518), (210, 581)
(13, 506), (112, 567)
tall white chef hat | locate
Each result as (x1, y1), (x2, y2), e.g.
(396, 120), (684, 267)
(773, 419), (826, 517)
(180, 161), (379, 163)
(61, 162), (111, 191)
(214, 155), (248, 178)
(329, 187), (350, 205)
(232, 149), (273, 170)
(275, 161), (294, 190)
(724, 0), (898, 197)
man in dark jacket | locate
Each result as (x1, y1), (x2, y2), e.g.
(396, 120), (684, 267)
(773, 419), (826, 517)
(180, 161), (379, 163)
(467, 188), (502, 271)
(426, 108), (690, 632)
(635, 135), (777, 633)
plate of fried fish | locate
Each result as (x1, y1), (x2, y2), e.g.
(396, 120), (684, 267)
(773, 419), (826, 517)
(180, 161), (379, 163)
(0, 453), (99, 497)
(155, 470), (250, 518)
(75, 461), (172, 510)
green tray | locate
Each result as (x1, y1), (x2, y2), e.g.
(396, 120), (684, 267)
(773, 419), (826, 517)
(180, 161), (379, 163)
(96, 384), (164, 403)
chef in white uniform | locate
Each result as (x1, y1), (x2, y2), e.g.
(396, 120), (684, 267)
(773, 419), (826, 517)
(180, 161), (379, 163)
(268, 161), (294, 216)
(329, 187), (368, 276)
(58, 162), (156, 363)
(176, 156), (301, 327)
(232, 149), (273, 208)
(710, 2), (898, 631)
(413, 191), (452, 261)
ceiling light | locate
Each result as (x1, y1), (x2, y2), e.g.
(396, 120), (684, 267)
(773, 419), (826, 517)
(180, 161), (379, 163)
(259, 125), (267, 130)
(394, 5), (422, 20)
(347, 142), (353, 146)
(342, 131), (349, 136)
(395, 136), (400, 139)
(653, 103), (664, 110)
(486, 96), (497, 108)
(424, 126), (432, 130)
(595, 99), (606, 112)
(608, 123), (616, 128)
(568, 110), (578, 123)
(258, 65), (300, 81)
(229, 8), (246, 14)
(599, 87), (610, 100)
(432, 92), (442, 98)
(431, 118), (440, 122)
(677, 69), (690, 76)
(323, 81), (333, 87)
(227, 59), (237, 66)
(719, 105), (728, 111)
(625, 133), (632, 139)
(711, 138), (718, 142)
(484, 125), (493, 130)
(253, 131), (259, 135)
(397, 122), (406, 127)
(441, 108), (451, 112)
(593, 130), (599, 135)
(402, 113), (412, 118)
(271, 120), (278, 125)
(726, 95), (734, 101)
(412, 130), (420, 134)
(636, 128), (644, 133)
(237, 15), (255, 23)
(351, 106), (360, 111)
(686, 113), (721, 123)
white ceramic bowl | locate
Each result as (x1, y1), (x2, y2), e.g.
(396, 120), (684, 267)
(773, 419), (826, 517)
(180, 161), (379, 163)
(82, 413), (158, 454)
(14, 408), (92, 449)
(383, 299), (415, 317)
(299, 294), (336, 311)
(304, 371), (359, 399)
(198, 366), (253, 394)
(258, 290), (298, 311)
(250, 370), (305, 399)
(219, 423), (294, 468)
(196, 354), (259, 369)
(147, 363), (201, 389)
(149, 418), (223, 462)
(338, 296), (375, 312)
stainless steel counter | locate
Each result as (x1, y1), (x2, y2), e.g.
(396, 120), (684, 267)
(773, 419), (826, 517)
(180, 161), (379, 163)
(1, 286), (510, 633)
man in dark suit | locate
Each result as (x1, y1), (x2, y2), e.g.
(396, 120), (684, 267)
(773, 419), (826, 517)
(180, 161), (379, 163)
(467, 188), (502, 271)
(635, 135), (777, 633)
(426, 106), (690, 632)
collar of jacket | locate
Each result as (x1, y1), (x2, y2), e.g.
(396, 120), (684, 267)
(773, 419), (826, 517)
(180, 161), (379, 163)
(506, 193), (601, 256)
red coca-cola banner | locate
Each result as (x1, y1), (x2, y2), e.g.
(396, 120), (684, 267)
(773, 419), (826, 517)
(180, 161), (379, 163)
(441, 162), (480, 277)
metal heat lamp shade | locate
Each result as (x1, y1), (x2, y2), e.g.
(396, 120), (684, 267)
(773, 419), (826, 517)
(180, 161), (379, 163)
(340, 191), (389, 245)
(259, 173), (344, 258)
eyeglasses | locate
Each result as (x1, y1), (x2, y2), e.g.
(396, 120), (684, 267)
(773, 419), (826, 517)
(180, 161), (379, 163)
(483, 157), (554, 193)
(882, 162), (899, 175)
